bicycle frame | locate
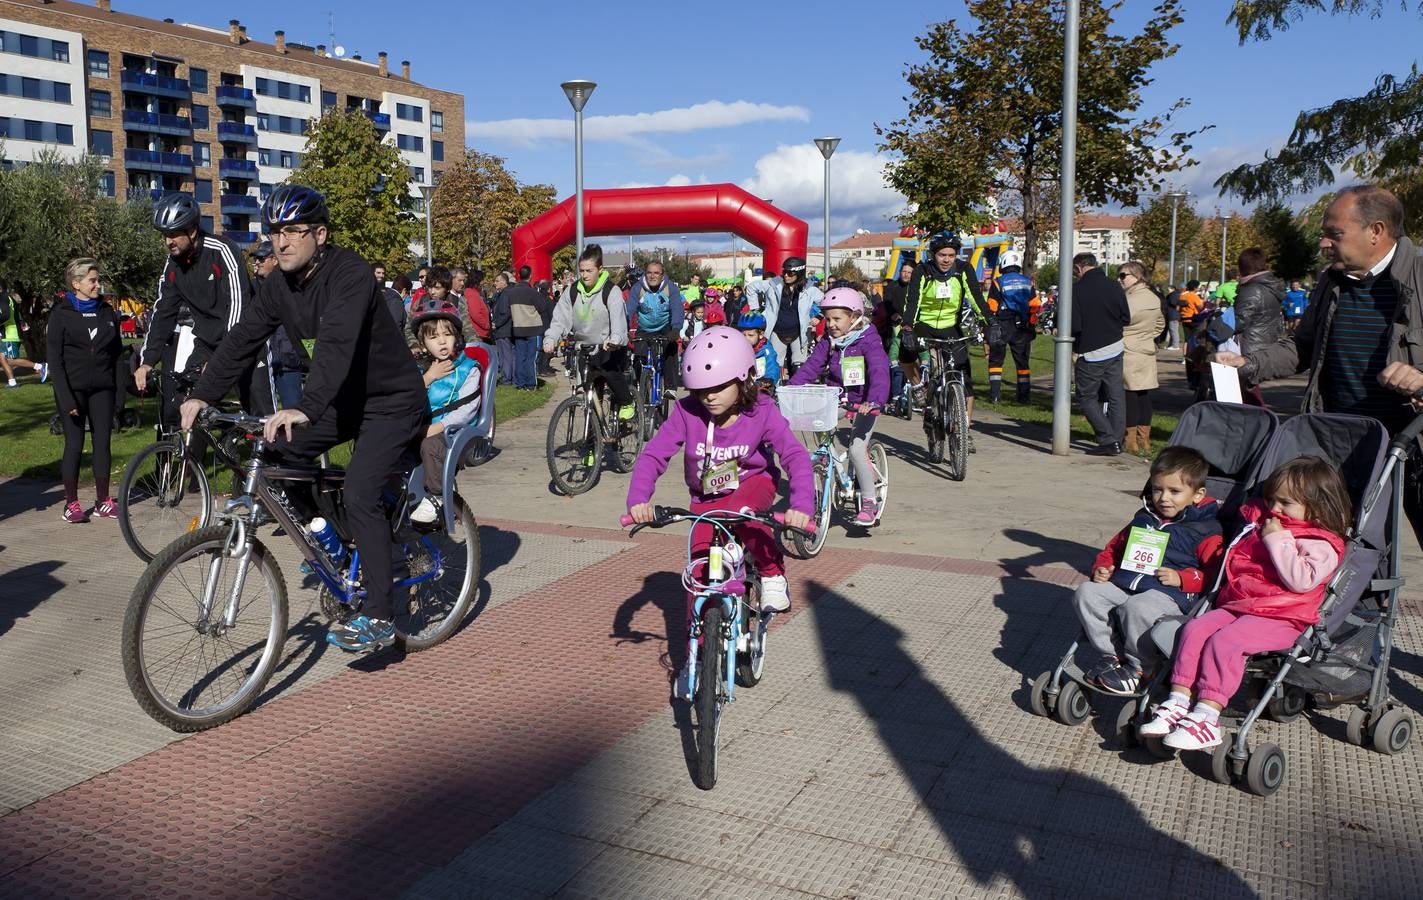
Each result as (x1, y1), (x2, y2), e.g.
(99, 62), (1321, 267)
(636, 339), (666, 402)
(808, 432), (858, 516)
(681, 513), (756, 705)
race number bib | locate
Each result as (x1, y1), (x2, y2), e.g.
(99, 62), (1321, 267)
(935, 280), (953, 299)
(842, 356), (865, 386)
(1120, 526), (1170, 575)
(755, 357), (766, 379)
(701, 458), (739, 496)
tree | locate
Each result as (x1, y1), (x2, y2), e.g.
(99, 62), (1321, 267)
(877, 0), (1204, 276)
(1217, 3), (1423, 235)
(632, 248), (711, 287)
(289, 110), (418, 268)
(1249, 202), (1318, 280)
(831, 257), (866, 283)
(1130, 192), (1204, 283)
(431, 149), (559, 275)
(1189, 213), (1262, 286)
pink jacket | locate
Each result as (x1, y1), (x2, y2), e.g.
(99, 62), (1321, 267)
(1214, 500), (1345, 629)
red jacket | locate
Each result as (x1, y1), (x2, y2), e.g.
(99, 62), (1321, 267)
(1213, 500), (1346, 629)
(463, 287), (491, 341)
(1094, 496), (1224, 599)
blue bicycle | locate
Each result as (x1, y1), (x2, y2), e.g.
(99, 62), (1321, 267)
(631, 334), (676, 441)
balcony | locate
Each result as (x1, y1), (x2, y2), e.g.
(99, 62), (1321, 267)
(348, 108), (390, 131)
(120, 70), (191, 99)
(123, 148), (193, 175)
(218, 158), (258, 179)
(220, 193), (261, 215)
(216, 122), (258, 146)
(215, 85), (256, 110)
(223, 230), (259, 247)
(122, 110), (191, 137)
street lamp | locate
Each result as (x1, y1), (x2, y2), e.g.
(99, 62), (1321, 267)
(560, 79), (596, 258)
(1166, 190), (1187, 289)
(814, 137), (840, 281)
(1219, 211), (1229, 287)
(1051, 0), (1080, 456)
(419, 183), (434, 267)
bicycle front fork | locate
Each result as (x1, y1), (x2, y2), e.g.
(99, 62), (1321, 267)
(199, 516), (252, 634)
(687, 593), (738, 701)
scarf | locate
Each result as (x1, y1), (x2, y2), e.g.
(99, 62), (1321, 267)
(831, 321), (871, 349)
(67, 291), (98, 313)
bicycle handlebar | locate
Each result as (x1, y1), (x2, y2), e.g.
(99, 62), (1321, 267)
(199, 407), (269, 430)
(619, 506), (816, 539)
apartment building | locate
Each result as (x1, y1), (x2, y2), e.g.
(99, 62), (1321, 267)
(0, 0), (464, 248)
(1003, 214), (1137, 269)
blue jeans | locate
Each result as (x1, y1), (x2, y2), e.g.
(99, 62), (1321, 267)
(274, 368), (305, 411)
(514, 336), (538, 388)
(497, 337), (515, 385)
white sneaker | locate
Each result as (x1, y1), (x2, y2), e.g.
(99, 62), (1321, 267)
(760, 575), (790, 613)
(1138, 699), (1189, 737)
(410, 497), (439, 526)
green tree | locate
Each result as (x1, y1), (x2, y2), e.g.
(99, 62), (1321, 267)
(1130, 192), (1204, 283)
(1249, 202), (1318, 280)
(1190, 212), (1262, 286)
(877, 0), (1204, 276)
(289, 110), (418, 268)
(1217, 3), (1423, 235)
(633, 248), (711, 287)
(831, 257), (866, 283)
(431, 149), (559, 274)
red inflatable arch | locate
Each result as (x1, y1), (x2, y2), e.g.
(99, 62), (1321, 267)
(511, 184), (808, 284)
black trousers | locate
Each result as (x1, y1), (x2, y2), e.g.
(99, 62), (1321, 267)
(589, 347), (633, 406)
(632, 329), (680, 392)
(59, 388), (115, 502)
(266, 406), (427, 621)
(987, 320), (1033, 401)
(1125, 389), (1153, 428)
(1074, 354), (1125, 446)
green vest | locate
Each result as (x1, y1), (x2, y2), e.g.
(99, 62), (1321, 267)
(916, 270), (969, 329)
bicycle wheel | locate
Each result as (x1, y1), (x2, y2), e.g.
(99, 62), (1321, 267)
(119, 439), (213, 563)
(869, 440), (890, 520)
(546, 395), (602, 495)
(792, 459), (832, 557)
(607, 387), (643, 474)
(924, 386), (946, 464)
(638, 369), (658, 442)
(736, 583), (766, 688)
(121, 526), (288, 731)
(393, 494), (481, 651)
(945, 381), (969, 482)
(696, 603), (726, 790)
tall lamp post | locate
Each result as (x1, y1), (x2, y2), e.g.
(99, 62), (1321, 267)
(1051, 0), (1080, 455)
(560, 79), (596, 259)
(814, 137), (840, 282)
(419, 183), (434, 267)
(1219, 211), (1229, 287)
(1166, 190), (1187, 289)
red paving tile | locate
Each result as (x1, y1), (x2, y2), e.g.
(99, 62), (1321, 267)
(0, 518), (1077, 895)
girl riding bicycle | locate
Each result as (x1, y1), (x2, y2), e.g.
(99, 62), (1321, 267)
(787, 287), (890, 524)
(627, 326), (814, 616)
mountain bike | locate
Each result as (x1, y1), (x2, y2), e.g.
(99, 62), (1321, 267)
(920, 336), (972, 481)
(545, 343), (642, 495)
(621, 507), (812, 789)
(122, 409), (480, 732)
(791, 414), (890, 557)
(631, 334), (675, 441)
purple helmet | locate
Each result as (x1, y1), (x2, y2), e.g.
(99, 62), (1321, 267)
(681, 325), (756, 390)
(819, 286), (866, 315)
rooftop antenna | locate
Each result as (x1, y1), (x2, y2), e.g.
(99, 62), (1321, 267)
(328, 12), (345, 57)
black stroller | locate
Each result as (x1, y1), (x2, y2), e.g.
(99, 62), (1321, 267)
(1029, 402), (1281, 731)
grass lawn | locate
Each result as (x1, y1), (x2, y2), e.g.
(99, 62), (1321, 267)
(0, 377), (554, 483)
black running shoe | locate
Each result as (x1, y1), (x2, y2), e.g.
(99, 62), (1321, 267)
(1095, 664), (1142, 696)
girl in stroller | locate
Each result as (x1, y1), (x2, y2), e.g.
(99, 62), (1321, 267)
(1141, 456), (1352, 750)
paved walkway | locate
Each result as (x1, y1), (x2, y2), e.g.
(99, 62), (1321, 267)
(1, 358), (1421, 898)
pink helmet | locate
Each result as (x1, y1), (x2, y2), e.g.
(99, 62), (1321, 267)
(681, 325), (756, 389)
(819, 286), (866, 315)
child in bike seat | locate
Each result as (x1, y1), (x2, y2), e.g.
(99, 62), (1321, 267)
(786, 288), (890, 525)
(626, 326), (814, 617)
(1141, 456), (1349, 750)
(736, 311), (780, 389)
(1075, 446), (1222, 695)
(409, 299), (483, 527)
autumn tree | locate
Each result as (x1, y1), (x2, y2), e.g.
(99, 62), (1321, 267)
(1130, 192), (1203, 283)
(431, 149), (559, 275)
(632, 248), (712, 287)
(877, 0), (1204, 276)
(831, 257), (866, 283)
(1249, 203), (1318, 281)
(1217, 2), (1423, 235)
(1189, 212), (1262, 286)
(289, 110), (418, 269)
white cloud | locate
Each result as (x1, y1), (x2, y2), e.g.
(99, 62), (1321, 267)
(739, 144), (908, 234)
(469, 100), (810, 147)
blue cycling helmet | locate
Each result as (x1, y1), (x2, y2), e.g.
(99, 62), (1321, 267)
(737, 311), (767, 330)
(262, 184), (329, 230)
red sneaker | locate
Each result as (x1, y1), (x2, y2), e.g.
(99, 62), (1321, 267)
(94, 497), (119, 519)
(62, 501), (89, 524)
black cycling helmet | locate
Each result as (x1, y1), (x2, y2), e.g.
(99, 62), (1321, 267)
(409, 297), (466, 347)
(781, 255), (807, 275)
(928, 231), (962, 253)
(262, 184), (329, 230)
(151, 193), (201, 233)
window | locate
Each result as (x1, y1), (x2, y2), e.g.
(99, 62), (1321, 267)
(0, 75), (71, 103)
(431, 139), (443, 162)
(408, 165), (424, 182)
(190, 104), (209, 129)
(321, 90), (336, 110)
(194, 178), (212, 203)
(192, 141), (210, 166)
(256, 114), (306, 135)
(431, 110), (443, 133)
(396, 133), (423, 152)
(0, 31), (70, 62)
(279, 150), (299, 168)
(254, 77), (311, 103)
(89, 130), (112, 157)
(86, 48), (109, 78)
(0, 117), (75, 144)
(257, 148), (271, 166)
(88, 89), (110, 117)
(200, 215), (214, 233)
(395, 102), (422, 122)
(100, 171), (115, 197)
(188, 67), (207, 93)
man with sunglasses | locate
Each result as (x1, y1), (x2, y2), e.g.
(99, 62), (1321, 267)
(135, 194), (274, 422)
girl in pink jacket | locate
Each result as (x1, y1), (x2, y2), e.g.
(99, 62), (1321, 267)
(1140, 456), (1352, 751)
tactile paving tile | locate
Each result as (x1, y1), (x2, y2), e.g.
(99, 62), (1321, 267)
(889, 808), (1034, 884)
(511, 781), (659, 845)
(1168, 853), (1315, 900)
(413, 821), (604, 896)
(771, 780), (917, 850)
(611, 800), (766, 868)
(857, 851), (1034, 900)
(555, 845), (721, 900)
(1180, 781), (1328, 886)
(728, 826), (891, 898)
(809, 746), (943, 806)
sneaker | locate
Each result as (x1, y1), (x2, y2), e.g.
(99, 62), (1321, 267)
(1094, 664), (1142, 696)
(62, 500), (88, 524)
(855, 499), (880, 526)
(760, 575), (790, 613)
(1086, 441), (1121, 457)
(37, 363), (48, 383)
(93, 497), (119, 519)
(1162, 712), (1223, 751)
(5, 380), (15, 389)
(410, 496), (439, 526)
(1138, 697), (1190, 737)
(325, 615), (396, 653)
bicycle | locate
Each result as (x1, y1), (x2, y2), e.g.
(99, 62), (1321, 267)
(631, 334), (675, 442)
(919, 336), (972, 481)
(118, 370), (249, 562)
(620, 506), (811, 789)
(121, 408), (480, 731)
(545, 342), (643, 495)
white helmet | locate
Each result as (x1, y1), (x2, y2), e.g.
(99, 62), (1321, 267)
(1000, 250), (1024, 270)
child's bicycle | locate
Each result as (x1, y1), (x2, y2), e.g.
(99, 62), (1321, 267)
(776, 385), (891, 557)
(620, 506), (813, 790)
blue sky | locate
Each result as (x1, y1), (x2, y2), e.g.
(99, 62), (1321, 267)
(126, 1), (1420, 247)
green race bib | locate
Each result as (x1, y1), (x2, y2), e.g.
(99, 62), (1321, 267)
(1121, 526), (1170, 575)
(842, 356), (865, 387)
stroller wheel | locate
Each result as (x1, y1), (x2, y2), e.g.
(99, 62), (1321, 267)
(1346, 707), (1370, 746)
(1115, 702), (1140, 749)
(1209, 739), (1235, 784)
(1029, 671), (1053, 718)
(1265, 685), (1307, 723)
(1244, 743), (1287, 796)
(1371, 708), (1414, 755)
(1144, 735), (1176, 760)
(1052, 681), (1092, 727)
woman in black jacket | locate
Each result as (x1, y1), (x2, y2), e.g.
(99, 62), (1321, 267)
(48, 258), (125, 523)
(1232, 247), (1286, 408)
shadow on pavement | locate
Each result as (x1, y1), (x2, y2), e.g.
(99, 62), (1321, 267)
(0, 478), (63, 525)
(808, 582), (1254, 897)
(871, 431), (949, 480)
(0, 560), (64, 639)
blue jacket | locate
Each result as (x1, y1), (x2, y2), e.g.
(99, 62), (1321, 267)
(626, 277), (684, 334)
(752, 338), (780, 384)
(426, 354), (482, 427)
(1103, 496), (1223, 610)
(787, 324), (890, 408)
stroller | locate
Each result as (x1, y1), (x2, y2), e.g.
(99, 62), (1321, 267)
(1029, 402), (1281, 731)
(1125, 410), (1416, 795)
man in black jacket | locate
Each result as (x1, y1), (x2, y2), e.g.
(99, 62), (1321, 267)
(1070, 252), (1131, 455)
(180, 185), (428, 654)
(504, 266), (545, 389)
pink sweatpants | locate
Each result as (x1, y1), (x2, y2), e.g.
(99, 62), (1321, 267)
(1170, 608), (1304, 707)
(687, 473), (785, 617)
